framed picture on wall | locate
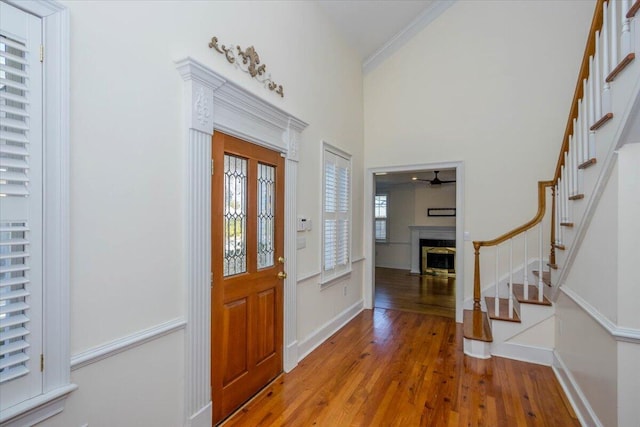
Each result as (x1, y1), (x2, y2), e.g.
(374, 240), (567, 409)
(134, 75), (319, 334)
(427, 208), (456, 217)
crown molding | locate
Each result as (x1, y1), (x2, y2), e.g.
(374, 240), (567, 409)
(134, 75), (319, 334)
(362, 0), (456, 75)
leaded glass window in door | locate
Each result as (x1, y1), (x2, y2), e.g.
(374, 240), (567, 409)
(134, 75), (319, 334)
(257, 163), (275, 269)
(223, 154), (247, 276)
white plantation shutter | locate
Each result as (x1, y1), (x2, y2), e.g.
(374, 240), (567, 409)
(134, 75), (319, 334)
(322, 145), (351, 282)
(0, 1), (44, 411)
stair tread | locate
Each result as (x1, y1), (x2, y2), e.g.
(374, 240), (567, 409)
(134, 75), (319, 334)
(463, 309), (493, 342)
(590, 112), (613, 131)
(578, 158), (597, 169)
(532, 270), (551, 286)
(485, 296), (521, 323)
(628, 0), (640, 18)
(511, 284), (552, 306)
(560, 222), (574, 227)
(606, 53), (635, 83)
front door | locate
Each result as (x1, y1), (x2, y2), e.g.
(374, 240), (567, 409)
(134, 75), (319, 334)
(211, 131), (285, 424)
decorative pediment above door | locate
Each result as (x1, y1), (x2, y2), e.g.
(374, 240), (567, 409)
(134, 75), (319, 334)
(175, 56), (307, 160)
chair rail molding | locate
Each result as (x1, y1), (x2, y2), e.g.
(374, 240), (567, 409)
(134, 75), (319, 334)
(175, 57), (307, 427)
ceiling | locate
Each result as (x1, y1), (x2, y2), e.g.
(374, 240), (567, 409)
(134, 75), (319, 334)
(375, 168), (456, 187)
(316, 0), (454, 72)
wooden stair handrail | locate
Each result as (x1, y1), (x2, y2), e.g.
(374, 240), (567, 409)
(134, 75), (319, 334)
(473, 180), (554, 249)
(471, 180), (553, 316)
(553, 0), (607, 183)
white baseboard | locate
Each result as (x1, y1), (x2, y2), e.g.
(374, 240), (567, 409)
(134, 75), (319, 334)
(552, 351), (603, 427)
(187, 401), (212, 427)
(374, 262), (410, 270)
(297, 300), (364, 362)
(284, 340), (299, 373)
(491, 342), (553, 366)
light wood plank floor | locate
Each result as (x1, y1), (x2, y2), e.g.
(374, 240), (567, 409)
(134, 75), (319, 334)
(222, 309), (579, 426)
(375, 267), (455, 319)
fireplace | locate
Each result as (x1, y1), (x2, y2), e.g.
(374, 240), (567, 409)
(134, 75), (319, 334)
(420, 239), (456, 276)
(408, 226), (455, 274)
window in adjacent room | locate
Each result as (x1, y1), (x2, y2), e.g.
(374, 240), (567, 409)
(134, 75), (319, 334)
(374, 194), (388, 242)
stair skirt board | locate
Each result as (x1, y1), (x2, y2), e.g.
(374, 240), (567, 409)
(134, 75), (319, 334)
(489, 305), (555, 344)
(490, 342), (554, 366)
(552, 351), (604, 427)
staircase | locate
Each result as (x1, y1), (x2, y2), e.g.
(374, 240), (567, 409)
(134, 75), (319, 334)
(463, 0), (640, 359)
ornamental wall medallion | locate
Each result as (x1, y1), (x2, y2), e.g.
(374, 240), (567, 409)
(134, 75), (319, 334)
(209, 36), (284, 98)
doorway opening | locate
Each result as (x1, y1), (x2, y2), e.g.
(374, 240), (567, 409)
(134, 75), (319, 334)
(365, 163), (464, 322)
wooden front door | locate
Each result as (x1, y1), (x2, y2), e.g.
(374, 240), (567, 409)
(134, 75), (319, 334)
(211, 132), (285, 424)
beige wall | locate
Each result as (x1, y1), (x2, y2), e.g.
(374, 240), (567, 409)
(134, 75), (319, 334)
(555, 293), (618, 427)
(42, 1), (364, 425)
(363, 0), (595, 302)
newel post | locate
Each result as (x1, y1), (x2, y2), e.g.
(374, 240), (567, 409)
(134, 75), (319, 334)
(473, 242), (482, 310)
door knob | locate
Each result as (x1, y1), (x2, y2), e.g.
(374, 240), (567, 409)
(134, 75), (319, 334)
(277, 271), (288, 279)
(278, 256), (286, 264)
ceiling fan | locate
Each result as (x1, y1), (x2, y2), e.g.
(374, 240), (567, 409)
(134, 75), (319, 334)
(412, 170), (456, 186)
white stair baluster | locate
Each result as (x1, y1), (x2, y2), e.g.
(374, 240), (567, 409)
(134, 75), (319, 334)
(594, 31), (603, 120)
(556, 183), (562, 246)
(588, 57), (596, 127)
(582, 81), (589, 164)
(602, 3), (612, 113)
(570, 141), (577, 196)
(562, 165), (569, 223)
(588, 60), (597, 160)
(610, 0), (618, 69)
(565, 146), (572, 197)
(563, 162), (571, 222)
(495, 244), (499, 317)
(538, 223), (544, 302)
(523, 231), (529, 300)
(621, 0), (632, 55)
(576, 101), (583, 167)
(509, 238), (514, 319)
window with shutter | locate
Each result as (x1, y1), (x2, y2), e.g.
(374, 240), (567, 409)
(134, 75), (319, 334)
(322, 144), (351, 283)
(374, 194), (388, 241)
(0, 1), (74, 424)
(0, 1), (44, 411)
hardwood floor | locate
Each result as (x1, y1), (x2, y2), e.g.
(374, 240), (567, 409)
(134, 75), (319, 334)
(222, 309), (579, 426)
(375, 267), (455, 318)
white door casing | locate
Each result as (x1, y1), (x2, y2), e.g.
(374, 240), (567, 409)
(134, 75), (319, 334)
(175, 57), (307, 427)
(363, 161), (465, 323)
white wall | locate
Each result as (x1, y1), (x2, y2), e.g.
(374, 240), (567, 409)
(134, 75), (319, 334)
(413, 184), (456, 227)
(363, 0), (595, 304)
(375, 184), (414, 269)
(41, 1), (363, 425)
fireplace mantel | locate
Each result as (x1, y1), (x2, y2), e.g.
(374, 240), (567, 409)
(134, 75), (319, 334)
(408, 226), (456, 273)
